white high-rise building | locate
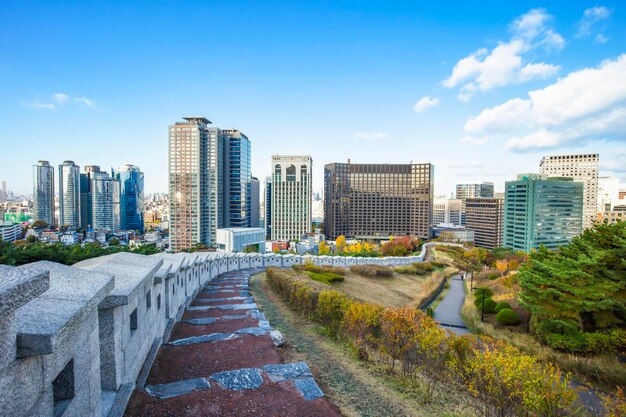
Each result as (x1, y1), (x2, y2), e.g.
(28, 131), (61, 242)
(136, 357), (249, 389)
(539, 154), (599, 230)
(433, 197), (462, 226)
(597, 176), (620, 212)
(271, 155), (312, 241)
(58, 161), (81, 230)
(33, 160), (55, 227)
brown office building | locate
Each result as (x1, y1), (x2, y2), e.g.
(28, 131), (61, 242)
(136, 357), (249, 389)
(324, 162), (433, 240)
(465, 197), (504, 249)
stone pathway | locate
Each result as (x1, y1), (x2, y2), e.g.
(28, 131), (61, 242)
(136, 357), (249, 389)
(433, 276), (471, 335)
(125, 268), (342, 417)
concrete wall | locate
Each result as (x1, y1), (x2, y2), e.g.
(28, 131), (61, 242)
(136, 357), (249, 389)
(0, 246), (461, 417)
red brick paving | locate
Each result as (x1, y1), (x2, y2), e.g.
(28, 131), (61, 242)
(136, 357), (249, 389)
(125, 270), (343, 417)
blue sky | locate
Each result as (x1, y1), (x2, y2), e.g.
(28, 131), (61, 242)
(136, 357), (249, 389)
(1, 1), (625, 195)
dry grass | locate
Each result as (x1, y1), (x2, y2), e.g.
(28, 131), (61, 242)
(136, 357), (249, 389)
(332, 270), (426, 307)
(250, 272), (477, 417)
(349, 264), (394, 278)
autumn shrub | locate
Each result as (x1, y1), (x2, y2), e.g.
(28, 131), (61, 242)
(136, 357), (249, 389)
(342, 301), (384, 356)
(293, 261), (347, 276)
(496, 308), (521, 326)
(495, 301), (512, 313)
(602, 386), (626, 417)
(381, 236), (421, 256)
(316, 290), (350, 335)
(349, 264), (394, 278)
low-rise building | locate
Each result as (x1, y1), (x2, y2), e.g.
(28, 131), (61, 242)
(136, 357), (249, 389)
(216, 228), (266, 253)
(432, 224), (474, 243)
(0, 221), (21, 242)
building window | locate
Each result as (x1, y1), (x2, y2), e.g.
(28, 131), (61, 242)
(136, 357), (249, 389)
(146, 290), (152, 310)
(286, 165), (296, 181)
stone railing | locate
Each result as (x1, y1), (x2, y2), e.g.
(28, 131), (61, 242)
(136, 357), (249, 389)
(0, 249), (455, 417)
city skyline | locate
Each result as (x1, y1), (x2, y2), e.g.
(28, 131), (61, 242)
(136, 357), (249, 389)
(2, 2), (625, 196)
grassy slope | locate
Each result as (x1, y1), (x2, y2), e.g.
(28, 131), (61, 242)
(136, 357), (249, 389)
(251, 272), (476, 417)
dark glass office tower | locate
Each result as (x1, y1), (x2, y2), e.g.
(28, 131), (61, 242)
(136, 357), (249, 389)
(324, 162), (434, 240)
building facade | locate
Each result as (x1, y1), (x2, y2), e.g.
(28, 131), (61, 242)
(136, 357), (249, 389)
(264, 176), (272, 239)
(250, 176), (260, 228)
(91, 171), (118, 231)
(503, 174), (583, 252)
(433, 198), (462, 226)
(33, 160), (55, 227)
(597, 176), (620, 212)
(223, 129), (252, 228)
(216, 227), (266, 253)
(168, 117), (212, 251)
(113, 164), (145, 232)
(465, 197), (504, 249)
(539, 154), (598, 230)
(324, 162), (433, 240)
(455, 182), (494, 225)
(271, 155), (312, 241)
(80, 165), (100, 229)
(58, 161), (81, 230)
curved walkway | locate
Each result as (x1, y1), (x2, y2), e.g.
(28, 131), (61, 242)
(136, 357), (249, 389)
(433, 276), (470, 335)
(125, 268), (342, 417)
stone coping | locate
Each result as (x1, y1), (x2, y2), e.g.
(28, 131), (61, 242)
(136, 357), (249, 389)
(14, 262), (114, 357)
(74, 253), (162, 309)
(0, 265), (49, 318)
(151, 253), (185, 275)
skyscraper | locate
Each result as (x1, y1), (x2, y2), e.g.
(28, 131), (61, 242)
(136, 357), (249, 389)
(0, 181), (6, 202)
(264, 176), (272, 239)
(58, 161), (81, 230)
(91, 171), (118, 231)
(80, 165), (101, 229)
(539, 154), (599, 230)
(465, 197), (504, 249)
(503, 174), (583, 252)
(113, 164), (145, 232)
(33, 160), (55, 227)
(169, 117), (212, 251)
(250, 176), (260, 228)
(324, 162), (433, 240)
(271, 155), (312, 241)
(223, 129), (252, 228)
(455, 182), (494, 225)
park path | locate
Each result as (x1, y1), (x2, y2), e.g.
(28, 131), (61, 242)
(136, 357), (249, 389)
(433, 275), (471, 335)
(124, 268), (342, 417)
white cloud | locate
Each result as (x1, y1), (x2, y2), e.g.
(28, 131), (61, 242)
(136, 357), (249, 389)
(354, 132), (389, 140)
(462, 54), (626, 151)
(595, 34), (609, 44)
(21, 93), (97, 110)
(443, 8), (562, 100)
(576, 6), (611, 39)
(20, 99), (56, 110)
(52, 93), (70, 105)
(413, 96), (440, 113)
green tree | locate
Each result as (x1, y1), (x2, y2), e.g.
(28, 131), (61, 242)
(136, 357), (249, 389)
(518, 222), (626, 336)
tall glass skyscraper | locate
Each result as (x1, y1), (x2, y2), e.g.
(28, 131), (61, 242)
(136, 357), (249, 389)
(91, 171), (118, 231)
(264, 176), (272, 239)
(58, 161), (81, 230)
(223, 129), (251, 228)
(503, 174), (583, 252)
(112, 164), (145, 232)
(80, 165), (100, 229)
(33, 160), (55, 227)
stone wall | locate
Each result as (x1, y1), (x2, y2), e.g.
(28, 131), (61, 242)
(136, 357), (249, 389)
(0, 245), (462, 417)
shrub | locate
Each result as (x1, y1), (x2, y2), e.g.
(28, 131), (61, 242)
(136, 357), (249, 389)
(544, 329), (626, 355)
(305, 271), (345, 285)
(496, 308), (521, 326)
(316, 290), (350, 334)
(342, 301), (384, 353)
(293, 261), (347, 276)
(488, 273), (499, 280)
(349, 264), (394, 278)
(495, 301), (512, 313)
(602, 387), (626, 417)
(474, 297), (497, 314)
(473, 287), (494, 298)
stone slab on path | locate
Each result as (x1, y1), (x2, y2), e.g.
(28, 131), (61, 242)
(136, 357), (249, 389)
(145, 378), (211, 399)
(211, 368), (264, 390)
